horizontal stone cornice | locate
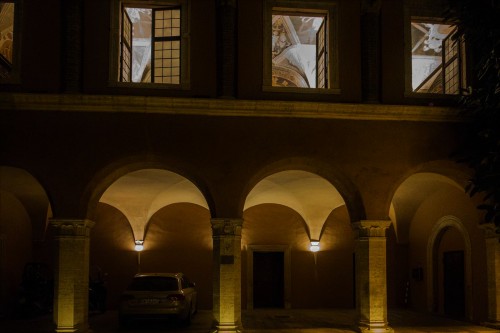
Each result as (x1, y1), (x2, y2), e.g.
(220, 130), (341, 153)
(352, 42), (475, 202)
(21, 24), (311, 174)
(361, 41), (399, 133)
(0, 93), (467, 122)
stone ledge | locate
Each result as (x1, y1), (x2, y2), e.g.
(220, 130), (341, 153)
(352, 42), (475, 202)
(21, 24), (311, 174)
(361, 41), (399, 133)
(0, 93), (467, 122)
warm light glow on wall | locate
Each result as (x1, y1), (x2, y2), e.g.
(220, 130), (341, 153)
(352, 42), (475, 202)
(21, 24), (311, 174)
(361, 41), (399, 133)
(310, 240), (320, 252)
(134, 240), (144, 252)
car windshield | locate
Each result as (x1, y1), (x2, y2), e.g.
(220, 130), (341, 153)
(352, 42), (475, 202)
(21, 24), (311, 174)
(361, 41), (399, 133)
(128, 276), (179, 291)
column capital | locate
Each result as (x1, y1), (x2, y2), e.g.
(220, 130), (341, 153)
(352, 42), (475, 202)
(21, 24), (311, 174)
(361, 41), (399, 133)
(211, 218), (243, 237)
(50, 219), (95, 237)
(352, 220), (391, 237)
(479, 223), (500, 239)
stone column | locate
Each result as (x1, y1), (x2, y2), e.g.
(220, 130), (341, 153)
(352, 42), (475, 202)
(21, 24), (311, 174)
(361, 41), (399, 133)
(51, 219), (94, 333)
(480, 223), (500, 329)
(352, 220), (393, 333)
(211, 218), (243, 333)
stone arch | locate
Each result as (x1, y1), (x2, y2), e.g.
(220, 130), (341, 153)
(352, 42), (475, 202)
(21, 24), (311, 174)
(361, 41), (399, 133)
(83, 154), (215, 221)
(389, 160), (470, 244)
(244, 170), (346, 243)
(89, 167), (213, 310)
(426, 215), (473, 320)
(389, 159), (471, 202)
(242, 166), (356, 310)
(97, 168), (210, 242)
(240, 157), (365, 223)
(0, 166), (53, 241)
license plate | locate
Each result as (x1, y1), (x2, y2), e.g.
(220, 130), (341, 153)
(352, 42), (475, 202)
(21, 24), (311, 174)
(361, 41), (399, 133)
(139, 298), (160, 305)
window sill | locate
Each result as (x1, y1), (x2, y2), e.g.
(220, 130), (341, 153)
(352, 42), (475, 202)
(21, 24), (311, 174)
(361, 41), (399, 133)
(403, 91), (460, 99)
(262, 85), (341, 95)
(108, 81), (190, 91)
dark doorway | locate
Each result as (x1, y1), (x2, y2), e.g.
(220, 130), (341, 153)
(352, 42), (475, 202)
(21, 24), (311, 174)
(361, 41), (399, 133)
(443, 250), (465, 318)
(253, 251), (284, 308)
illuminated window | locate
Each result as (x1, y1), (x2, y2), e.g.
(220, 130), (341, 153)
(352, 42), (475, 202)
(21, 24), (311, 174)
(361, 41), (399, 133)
(410, 19), (466, 95)
(0, 1), (16, 80)
(272, 13), (326, 88)
(264, 1), (339, 92)
(112, 1), (188, 87)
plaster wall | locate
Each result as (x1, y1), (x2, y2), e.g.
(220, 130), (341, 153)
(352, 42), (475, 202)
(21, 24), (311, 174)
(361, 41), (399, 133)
(0, 109), (466, 220)
(90, 203), (141, 310)
(90, 202), (213, 310)
(3, 0), (455, 106)
(140, 203), (213, 310)
(0, 192), (33, 315)
(242, 204), (355, 309)
(408, 187), (488, 322)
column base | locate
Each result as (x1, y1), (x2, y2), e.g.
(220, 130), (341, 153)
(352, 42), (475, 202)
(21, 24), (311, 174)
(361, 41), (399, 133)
(54, 322), (91, 333)
(482, 321), (500, 330)
(357, 320), (394, 333)
(211, 322), (242, 333)
(55, 328), (91, 333)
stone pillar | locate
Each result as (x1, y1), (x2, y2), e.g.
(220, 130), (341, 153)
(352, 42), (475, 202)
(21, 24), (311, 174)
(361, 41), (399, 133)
(480, 223), (500, 329)
(352, 220), (393, 333)
(51, 219), (94, 333)
(211, 218), (243, 333)
(216, 0), (237, 98)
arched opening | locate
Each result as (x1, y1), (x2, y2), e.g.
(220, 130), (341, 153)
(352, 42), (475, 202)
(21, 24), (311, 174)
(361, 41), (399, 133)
(390, 170), (479, 312)
(427, 216), (472, 320)
(242, 170), (354, 310)
(0, 166), (53, 318)
(90, 168), (212, 311)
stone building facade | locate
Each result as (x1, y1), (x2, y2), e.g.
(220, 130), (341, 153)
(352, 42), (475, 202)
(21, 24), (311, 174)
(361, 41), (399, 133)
(0, 0), (499, 332)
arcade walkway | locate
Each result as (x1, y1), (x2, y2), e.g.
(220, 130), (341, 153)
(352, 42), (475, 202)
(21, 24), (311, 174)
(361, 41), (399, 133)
(1, 309), (498, 333)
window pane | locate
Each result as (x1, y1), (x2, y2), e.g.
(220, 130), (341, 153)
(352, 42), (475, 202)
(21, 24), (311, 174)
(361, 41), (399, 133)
(122, 47), (131, 82)
(120, 5), (182, 85)
(271, 14), (325, 88)
(124, 7), (153, 83)
(445, 58), (459, 94)
(153, 39), (180, 84)
(0, 2), (14, 65)
(411, 21), (461, 94)
(154, 8), (181, 39)
(128, 277), (179, 291)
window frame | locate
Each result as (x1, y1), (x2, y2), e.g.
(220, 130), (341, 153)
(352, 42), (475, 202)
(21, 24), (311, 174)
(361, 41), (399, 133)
(0, 0), (22, 85)
(404, 14), (467, 98)
(263, 0), (340, 94)
(109, 0), (190, 90)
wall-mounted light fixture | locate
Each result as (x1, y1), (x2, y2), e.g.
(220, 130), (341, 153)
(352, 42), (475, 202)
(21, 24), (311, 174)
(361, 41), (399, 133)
(134, 240), (144, 252)
(310, 240), (320, 252)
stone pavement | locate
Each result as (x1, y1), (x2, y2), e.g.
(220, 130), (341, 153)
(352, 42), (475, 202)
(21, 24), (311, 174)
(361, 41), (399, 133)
(1, 309), (498, 333)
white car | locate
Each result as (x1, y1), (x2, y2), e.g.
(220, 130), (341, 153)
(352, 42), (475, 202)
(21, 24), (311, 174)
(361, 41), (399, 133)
(119, 273), (197, 325)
